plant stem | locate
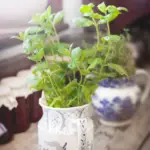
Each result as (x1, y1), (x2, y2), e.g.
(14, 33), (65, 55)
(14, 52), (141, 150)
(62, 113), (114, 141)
(107, 21), (110, 36)
(93, 19), (100, 48)
(105, 22), (111, 63)
(48, 74), (59, 96)
(82, 75), (87, 86)
(100, 21), (111, 75)
(77, 68), (83, 85)
(73, 71), (75, 80)
(44, 56), (60, 97)
(52, 24), (59, 43)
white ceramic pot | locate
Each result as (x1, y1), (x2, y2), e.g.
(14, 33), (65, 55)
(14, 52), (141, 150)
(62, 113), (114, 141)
(0, 0), (48, 34)
(38, 94), (94, 150)
(92, 69), (150, 127)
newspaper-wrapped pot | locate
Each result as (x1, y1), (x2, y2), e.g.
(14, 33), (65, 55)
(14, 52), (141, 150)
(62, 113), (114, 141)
(0, 85), (17, 110)
(0, 76), (32, 133)
(17, 69), (43, 122)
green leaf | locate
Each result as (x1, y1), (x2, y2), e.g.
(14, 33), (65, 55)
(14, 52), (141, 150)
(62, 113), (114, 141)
(68, 62), (76, 69)
(27, 55), (38, 62)
(48, 14), (55, 21)
(29, 13), (41, 24)
(40, 11), (49, 22)
(87, 59), (98, 70)
(11, 32), (24, 41)
(118, 7), (128, 12)
(80, 5), (92, 13)
(69, 44), (73, 51)
(23, 39), (33, 54)
(29, 75), (44, 91)
(36, 49), (45, 61)
(58, 48), (70, 56)
(88, 3), (95, 8)
(47, 6), (51, 16)
(53, 11), (64, 25)
(32, 62), (48, 74)
(98, 18), (107, 24)
(24, 27), (43, 39)
(91, 13), (103, 19)
(98, 12), (120, 24)
(107, 63), (128, 77)
(67, 97), (77, 107)
(80, 3), (94, 16)
(62, 79), (78, 93)
(100, 72), (117, 78)
(71, 47), (81, 60)
(26, 27), (43, 34)
(50, 96), (61, 107)
(101, 35), (120, 42)
(42, 23), (53, 35)
(106, 5), (119, 13)
(68, 47), (81, 69)
(28, 49), (44, 62)
(80, 69), (90, 75)
(97, 2), (107, 14)
(73, 17), (93, 27)
(18, 32), (25, 40)
(23, 34), (45, 54)
(82, 84), (98, 103)
(82, 49), (97, 57)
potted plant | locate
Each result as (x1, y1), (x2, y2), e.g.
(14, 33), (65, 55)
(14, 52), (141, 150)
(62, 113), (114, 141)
(14, 6), (96, 150)
(73, 2), (150, 127)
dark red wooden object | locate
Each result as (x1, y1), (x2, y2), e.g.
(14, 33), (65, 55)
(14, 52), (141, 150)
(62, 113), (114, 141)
(30, 91), (43, 122)
(12, 96), (30, 133)
(0, 107), (14, 143)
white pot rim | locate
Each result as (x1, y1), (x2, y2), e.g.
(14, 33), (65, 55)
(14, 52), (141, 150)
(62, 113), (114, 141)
(39, 97), (89, 111)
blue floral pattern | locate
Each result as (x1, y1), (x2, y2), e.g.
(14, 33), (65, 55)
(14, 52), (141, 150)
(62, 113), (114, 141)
(93, 96), (138, 121)
(92, 78), (140, 122)
(99, 77), (135, 88)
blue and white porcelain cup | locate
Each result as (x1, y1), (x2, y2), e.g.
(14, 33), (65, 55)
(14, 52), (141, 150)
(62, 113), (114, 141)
(92, 69), (150, 127)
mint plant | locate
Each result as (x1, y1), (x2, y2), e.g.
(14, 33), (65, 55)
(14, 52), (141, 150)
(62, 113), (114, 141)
(73, 2), (135, 78)
(14, 3), (135, 108)
(14, 6), (98, 108)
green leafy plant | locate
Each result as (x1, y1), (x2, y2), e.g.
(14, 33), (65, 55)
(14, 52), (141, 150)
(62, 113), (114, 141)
(73, 2), (135, 78)
(14, 3), (135, 108)
(14, 6), (99, 108)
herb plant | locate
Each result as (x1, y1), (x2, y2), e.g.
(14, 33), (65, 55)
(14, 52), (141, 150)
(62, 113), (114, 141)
(73, 2), (135, 78)
(14, 6), (98, 108)
(14, 3), (135, 108)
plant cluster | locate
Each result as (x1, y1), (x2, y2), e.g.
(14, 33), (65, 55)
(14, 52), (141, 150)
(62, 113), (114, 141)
(14, 2), (135, 108)
(73, 2), (135, 78)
